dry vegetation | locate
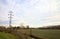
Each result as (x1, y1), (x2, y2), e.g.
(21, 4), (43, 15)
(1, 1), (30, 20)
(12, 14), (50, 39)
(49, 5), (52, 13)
(0, 25), (60, 39)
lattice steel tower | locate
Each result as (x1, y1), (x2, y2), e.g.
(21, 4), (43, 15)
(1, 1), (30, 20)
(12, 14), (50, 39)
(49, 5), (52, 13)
(8, 11), (13, 28)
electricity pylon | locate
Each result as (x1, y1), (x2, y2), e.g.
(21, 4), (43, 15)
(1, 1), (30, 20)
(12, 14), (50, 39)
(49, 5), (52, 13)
(8, 11), (13, 28)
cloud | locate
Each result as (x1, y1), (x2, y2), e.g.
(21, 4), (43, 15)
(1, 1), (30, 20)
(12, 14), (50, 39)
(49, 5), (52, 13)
(0, 0), (60, 27)
(0, 0), (7, 5)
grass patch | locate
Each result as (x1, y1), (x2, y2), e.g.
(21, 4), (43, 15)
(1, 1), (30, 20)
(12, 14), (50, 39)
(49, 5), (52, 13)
(0, 32), (18, 39)
(16, 29), (60, 39)
(32, 29), (60, 39)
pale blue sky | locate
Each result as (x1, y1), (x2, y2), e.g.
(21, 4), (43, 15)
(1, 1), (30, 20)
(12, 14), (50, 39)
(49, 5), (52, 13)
(0, 0), (60, 27)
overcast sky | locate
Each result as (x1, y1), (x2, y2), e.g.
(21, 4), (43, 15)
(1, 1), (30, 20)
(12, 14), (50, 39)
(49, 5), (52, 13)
(0, 0), (60, 27)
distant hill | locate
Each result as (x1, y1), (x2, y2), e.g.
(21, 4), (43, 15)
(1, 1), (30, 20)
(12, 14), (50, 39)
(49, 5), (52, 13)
(38, 25), (60, 29)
